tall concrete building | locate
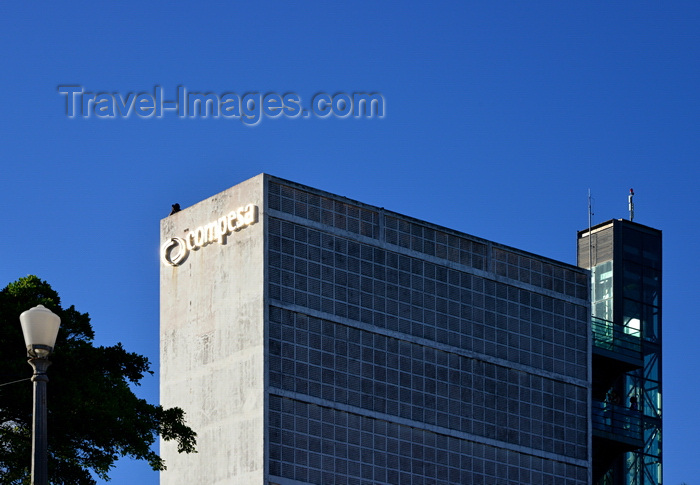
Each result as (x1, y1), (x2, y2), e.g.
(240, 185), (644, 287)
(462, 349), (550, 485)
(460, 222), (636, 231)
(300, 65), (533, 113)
(160, 174), (592, 484)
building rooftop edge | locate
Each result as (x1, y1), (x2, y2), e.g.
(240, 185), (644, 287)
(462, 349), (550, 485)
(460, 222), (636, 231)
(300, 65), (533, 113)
(163, 172), (588, 274)
(577, 218), (662, 238)
(265, 175), (586, 274)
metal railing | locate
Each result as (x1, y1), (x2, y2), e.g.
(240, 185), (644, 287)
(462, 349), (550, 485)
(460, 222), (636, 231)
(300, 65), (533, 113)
(591, 317), (642, 360)
(592, 399), (643, 443)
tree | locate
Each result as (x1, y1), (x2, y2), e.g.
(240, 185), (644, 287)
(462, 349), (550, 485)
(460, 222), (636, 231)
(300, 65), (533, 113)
(0, 276), (196, 484)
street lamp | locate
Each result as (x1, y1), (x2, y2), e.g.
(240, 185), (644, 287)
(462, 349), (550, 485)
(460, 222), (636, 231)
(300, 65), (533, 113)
(20, 305), (60, 485)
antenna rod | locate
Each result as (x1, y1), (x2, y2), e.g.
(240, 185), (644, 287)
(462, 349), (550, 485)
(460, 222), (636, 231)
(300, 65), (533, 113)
(588, 189), (593, 268)
(628, 188), (634, 221)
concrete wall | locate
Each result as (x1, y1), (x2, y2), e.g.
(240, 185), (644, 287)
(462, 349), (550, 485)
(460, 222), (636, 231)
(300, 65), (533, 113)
(160, 174), (266, 485)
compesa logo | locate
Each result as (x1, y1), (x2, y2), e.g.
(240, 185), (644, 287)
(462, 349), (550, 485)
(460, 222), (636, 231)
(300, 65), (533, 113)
(161, 204), (258, 266)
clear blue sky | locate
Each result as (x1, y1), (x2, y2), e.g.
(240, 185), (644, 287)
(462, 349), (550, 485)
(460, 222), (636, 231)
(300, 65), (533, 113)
(1, 2), (698, 483)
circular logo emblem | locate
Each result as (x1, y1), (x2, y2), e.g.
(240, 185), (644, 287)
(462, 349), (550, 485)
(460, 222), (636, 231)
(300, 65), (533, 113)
(161, 238), (189, 266)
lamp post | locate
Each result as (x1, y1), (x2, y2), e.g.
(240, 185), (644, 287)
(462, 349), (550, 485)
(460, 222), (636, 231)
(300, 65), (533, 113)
(20, 305), (60, 485)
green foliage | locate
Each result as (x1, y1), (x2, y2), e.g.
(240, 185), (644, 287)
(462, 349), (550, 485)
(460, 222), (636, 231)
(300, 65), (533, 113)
(0, 276), (196, 484)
